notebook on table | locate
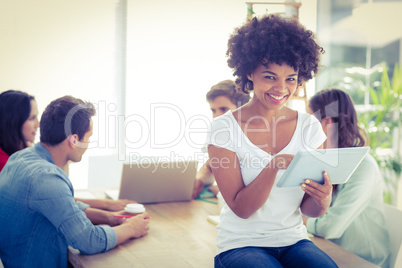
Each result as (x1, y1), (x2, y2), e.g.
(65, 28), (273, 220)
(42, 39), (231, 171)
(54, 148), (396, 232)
(106, 160), (197, 204)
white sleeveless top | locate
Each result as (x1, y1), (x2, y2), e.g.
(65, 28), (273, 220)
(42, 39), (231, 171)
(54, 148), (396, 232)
(204, 110), (326, 255)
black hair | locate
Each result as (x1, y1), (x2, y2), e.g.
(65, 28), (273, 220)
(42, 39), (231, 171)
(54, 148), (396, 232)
(40, 95), (96, 146)
(0, 90), (35, 155)
(227, 14), (324, 93)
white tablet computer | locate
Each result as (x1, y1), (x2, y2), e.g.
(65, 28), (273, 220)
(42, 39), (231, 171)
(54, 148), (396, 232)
(276, 147), (370, 187)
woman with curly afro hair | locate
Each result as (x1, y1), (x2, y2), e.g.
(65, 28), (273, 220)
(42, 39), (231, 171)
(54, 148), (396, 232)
(204, 15), (338, 267)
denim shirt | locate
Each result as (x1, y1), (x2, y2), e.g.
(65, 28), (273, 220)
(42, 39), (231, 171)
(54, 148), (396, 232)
(0, 143), (117, 268)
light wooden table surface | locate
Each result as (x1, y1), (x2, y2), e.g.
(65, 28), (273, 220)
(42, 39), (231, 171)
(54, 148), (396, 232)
(69, 196), (378, 268)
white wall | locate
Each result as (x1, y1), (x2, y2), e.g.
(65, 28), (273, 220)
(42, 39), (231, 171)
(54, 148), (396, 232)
(123, 0), (246, 162)
(122, 0), (318, 164)
(0, 0), (120, 188)
(0, 0), (318, 189)
(0, 0), (119, 111)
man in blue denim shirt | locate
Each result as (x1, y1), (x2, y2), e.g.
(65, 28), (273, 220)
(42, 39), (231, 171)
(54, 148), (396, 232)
(0, 96), (150, 268)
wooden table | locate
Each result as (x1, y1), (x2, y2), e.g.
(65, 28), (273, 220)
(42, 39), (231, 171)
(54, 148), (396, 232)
(69, 200), (218, 268)
(310, 236), (378, 268)
(69, 197), (378, 268)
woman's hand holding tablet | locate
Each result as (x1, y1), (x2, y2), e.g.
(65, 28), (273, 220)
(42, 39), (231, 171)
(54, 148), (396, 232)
(276, 147), (370, 187)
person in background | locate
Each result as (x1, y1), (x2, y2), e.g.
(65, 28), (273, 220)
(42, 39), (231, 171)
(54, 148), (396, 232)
(0, 90), (136, 212)
(206, 14), (337, 267)
(0, 95), (149, 268)
(305, 88), (390, 267)
(0, 90), (39, 170)
(192, 80), (250, 198)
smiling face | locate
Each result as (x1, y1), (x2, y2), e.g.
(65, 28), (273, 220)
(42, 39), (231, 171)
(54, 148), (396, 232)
(21, 100), (39, 145)
(247, 63), (298, 110)
(209, 96), (238, 118)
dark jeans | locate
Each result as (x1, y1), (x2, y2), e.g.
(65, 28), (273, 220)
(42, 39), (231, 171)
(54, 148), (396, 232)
(215, 239), (338, 268)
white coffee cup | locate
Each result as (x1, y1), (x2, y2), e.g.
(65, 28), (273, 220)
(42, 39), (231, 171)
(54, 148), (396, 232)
(125, 203), (145, 216)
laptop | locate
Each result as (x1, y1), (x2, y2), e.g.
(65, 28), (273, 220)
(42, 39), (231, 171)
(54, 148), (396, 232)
(107, 160), (197, 204)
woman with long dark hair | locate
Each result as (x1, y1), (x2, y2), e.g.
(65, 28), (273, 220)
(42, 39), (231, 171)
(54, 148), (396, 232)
(0, 90), (39, 171)
(305, 88), (390, 267)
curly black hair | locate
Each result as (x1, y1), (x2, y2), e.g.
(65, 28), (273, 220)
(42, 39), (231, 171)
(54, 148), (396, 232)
(227, 14), (324, 93)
